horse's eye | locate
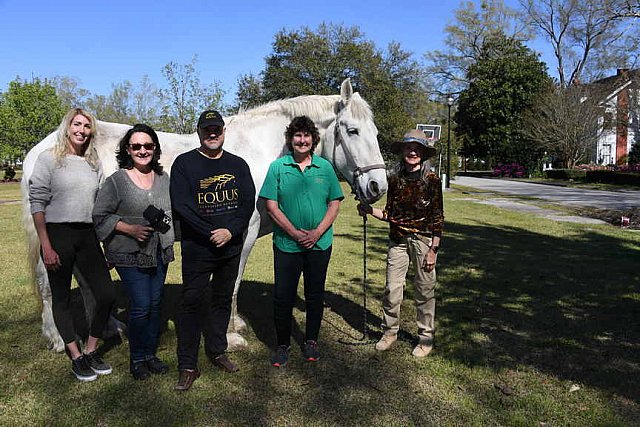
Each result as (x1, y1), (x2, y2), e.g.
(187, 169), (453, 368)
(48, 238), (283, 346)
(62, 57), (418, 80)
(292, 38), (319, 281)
(347, 128), (359, 136)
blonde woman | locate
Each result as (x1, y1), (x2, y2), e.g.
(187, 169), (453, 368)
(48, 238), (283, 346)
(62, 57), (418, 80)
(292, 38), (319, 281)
(29, 108), (115, 382)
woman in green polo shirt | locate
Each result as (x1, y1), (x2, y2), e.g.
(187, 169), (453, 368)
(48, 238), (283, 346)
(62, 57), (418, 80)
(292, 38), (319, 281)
(259, 116), (344, 367)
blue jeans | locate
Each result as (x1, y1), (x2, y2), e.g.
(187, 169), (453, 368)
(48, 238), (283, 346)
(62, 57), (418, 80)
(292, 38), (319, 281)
(116, 262), (168, 363)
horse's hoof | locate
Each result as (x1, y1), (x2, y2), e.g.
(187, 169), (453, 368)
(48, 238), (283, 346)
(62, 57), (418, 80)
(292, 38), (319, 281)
(48, 336), (65, 353)
(229, 316), (247, 332)
(226, 332), (248, 351)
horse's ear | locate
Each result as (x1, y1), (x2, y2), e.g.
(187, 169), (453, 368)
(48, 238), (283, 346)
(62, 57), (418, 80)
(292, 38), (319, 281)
(340, 78), (353, 104)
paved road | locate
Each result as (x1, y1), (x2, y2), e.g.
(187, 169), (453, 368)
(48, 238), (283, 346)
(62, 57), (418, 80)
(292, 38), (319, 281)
(453, 176), (640, 210)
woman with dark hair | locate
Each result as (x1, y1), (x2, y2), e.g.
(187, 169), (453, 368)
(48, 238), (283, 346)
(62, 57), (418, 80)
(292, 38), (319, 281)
(29, 108), (116, 382)
(259, 115), (344, 367)
(93, 123), (175, 380)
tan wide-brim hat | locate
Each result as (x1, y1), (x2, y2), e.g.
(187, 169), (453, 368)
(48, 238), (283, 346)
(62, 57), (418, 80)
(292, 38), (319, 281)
(390, 129), (437, 158)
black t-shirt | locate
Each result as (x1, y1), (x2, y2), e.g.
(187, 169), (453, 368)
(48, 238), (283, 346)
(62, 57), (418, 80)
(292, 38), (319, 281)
(170, 149), (256, 260)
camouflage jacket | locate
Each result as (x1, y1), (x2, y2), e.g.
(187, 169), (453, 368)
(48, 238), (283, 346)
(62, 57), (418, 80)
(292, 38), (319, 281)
(382, 169), (444, 242)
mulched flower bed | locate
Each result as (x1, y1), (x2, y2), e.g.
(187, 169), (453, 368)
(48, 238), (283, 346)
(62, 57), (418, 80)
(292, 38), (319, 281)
(575, 207), (640, 229)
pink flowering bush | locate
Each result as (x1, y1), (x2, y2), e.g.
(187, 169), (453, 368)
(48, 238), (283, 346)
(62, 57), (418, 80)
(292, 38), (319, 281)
(493, 163), (526, 178)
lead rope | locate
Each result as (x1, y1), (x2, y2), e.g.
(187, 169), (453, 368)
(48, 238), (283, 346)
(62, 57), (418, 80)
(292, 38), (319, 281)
(337, 192), (377, 346)
(328, 117), (382, 345)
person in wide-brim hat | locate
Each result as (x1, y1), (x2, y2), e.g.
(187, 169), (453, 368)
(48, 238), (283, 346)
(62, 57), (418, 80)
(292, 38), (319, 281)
(390, 129), (437, 159)
(357, 127), (444, 359)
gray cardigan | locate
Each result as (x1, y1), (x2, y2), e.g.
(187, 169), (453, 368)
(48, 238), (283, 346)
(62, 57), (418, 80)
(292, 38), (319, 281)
(92, 169), (174, 267)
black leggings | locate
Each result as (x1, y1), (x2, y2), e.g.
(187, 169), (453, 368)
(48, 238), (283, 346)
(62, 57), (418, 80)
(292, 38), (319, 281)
(273, 246), (332, 346)
(46, 223), (115, 344)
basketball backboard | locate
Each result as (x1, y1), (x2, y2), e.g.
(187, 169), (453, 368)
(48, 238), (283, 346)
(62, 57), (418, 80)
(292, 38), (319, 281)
(416, 124), (441, 140)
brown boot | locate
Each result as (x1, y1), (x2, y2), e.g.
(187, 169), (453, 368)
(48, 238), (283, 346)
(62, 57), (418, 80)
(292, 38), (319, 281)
(174, 369), (200, 391)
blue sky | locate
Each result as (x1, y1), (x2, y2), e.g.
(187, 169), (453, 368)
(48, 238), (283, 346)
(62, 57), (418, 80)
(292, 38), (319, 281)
(0, 0), (552, 103)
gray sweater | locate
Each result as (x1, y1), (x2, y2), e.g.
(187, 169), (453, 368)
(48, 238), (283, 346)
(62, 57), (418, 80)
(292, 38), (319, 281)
(92, 169), (175, 268)
(29, 149), (103, 223)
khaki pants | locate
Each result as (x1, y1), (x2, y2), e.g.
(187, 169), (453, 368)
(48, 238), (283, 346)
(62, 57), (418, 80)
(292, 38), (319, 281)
(381, 235), (436, 344)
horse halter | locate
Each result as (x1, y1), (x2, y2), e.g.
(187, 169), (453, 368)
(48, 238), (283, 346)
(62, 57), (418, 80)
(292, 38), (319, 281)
(332, 116), (386, 200)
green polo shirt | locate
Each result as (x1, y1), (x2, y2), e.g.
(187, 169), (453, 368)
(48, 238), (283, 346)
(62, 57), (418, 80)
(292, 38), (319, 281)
(259, 154), (344, 253)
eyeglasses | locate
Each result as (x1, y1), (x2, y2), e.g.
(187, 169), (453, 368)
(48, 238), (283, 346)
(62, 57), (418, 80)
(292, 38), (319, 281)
(129, 143), (155, 151)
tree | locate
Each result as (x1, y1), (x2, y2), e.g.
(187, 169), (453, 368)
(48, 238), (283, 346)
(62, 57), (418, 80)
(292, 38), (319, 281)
(235, 23), (431, 154)
(455, 33), (551, 170)
(426, 0), (532, 96)
(234, 73), (264, 111)
(520, 0), (640, 87)
(82, 76), (163, 127)
(49, 76), (90, 109)
(86, 80), (136, 124)
(0, 78), (66, 161)
(158, 56), (225, 134)
(611, 0), (640, 18)
(523, 84), (605, 168)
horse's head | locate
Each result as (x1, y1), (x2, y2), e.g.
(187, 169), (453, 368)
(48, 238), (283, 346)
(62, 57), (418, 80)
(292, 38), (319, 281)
(322, 79), (387, 204)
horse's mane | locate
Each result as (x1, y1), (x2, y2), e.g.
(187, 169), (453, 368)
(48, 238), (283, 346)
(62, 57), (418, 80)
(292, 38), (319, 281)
(236, 92), (373, 123)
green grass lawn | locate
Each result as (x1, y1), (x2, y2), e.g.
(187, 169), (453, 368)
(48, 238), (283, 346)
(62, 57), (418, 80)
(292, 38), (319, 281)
(1, 182), (638, 426)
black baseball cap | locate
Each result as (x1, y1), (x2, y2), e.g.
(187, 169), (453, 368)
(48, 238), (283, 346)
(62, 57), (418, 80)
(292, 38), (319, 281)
(197, 110), (225, 129)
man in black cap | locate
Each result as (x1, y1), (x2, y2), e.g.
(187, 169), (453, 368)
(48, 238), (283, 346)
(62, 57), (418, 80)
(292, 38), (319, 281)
(170, 110), (255, 390)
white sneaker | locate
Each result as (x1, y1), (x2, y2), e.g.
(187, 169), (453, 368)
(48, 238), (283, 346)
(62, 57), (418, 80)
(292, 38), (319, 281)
(412, 343), (433, 358)
(375, 334), (397, 351)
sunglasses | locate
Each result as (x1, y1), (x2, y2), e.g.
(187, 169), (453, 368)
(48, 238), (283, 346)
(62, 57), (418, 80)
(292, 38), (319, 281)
(129, 143), (155, 151)
(200, 126), (224, 136)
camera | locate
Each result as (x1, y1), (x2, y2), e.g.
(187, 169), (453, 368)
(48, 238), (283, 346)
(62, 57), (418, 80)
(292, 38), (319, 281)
(143, 205), (172, 234)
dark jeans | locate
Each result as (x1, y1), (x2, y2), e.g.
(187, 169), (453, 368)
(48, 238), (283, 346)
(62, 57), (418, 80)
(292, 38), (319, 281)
(176, 254), (240, 370)
(116, 260), (168, 363)
(46, 223), (115, 344)
(273, 246), (332, 347)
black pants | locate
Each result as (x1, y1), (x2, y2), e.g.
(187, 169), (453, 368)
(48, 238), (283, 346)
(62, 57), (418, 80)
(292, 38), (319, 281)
(46, 223), (115, 344)
(273, 246), (332, 347)
(176, 253), (240, 370)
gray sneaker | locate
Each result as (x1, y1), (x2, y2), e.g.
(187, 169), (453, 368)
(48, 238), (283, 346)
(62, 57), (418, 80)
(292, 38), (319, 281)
(71, 356), (98, 382)
(271, 345), (290, 367)
(303, 340), (320, 362)
(84, 350), (112, 375)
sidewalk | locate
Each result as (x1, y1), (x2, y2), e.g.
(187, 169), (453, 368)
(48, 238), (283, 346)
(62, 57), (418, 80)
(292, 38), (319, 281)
(451, 176), (622, 225)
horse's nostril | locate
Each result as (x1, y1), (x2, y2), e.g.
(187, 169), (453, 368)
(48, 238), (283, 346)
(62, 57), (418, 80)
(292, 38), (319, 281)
(369, 181), (379, 195)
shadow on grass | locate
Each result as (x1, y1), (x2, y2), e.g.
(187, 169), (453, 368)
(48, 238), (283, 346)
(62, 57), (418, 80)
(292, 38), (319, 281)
(54, 215), (638, 423)
(436, 221), (640, 401)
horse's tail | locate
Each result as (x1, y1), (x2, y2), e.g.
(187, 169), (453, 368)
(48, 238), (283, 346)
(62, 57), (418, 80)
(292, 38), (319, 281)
(21, 167), (44, 310)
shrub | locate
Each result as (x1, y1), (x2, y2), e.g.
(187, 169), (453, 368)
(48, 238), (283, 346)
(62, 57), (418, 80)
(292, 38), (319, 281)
(492, 163), (526, 178)
(3, 166), (16, 181)
(543, 169), (587, 180)
(586, 170), (640, 186)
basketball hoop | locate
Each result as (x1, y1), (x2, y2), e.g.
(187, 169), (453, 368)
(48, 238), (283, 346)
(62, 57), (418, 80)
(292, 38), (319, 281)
(416, 124), (441, 141)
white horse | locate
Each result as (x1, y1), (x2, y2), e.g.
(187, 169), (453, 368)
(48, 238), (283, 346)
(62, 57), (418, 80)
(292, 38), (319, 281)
(21, 78), (388, 352)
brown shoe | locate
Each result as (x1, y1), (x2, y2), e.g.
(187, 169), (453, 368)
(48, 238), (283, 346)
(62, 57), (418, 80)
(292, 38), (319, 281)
(174, 369), (200, 391)
(211, 354), (239, 373)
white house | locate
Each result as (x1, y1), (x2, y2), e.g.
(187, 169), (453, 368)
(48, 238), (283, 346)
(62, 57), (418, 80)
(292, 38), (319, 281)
(594, 69), (639, 165)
